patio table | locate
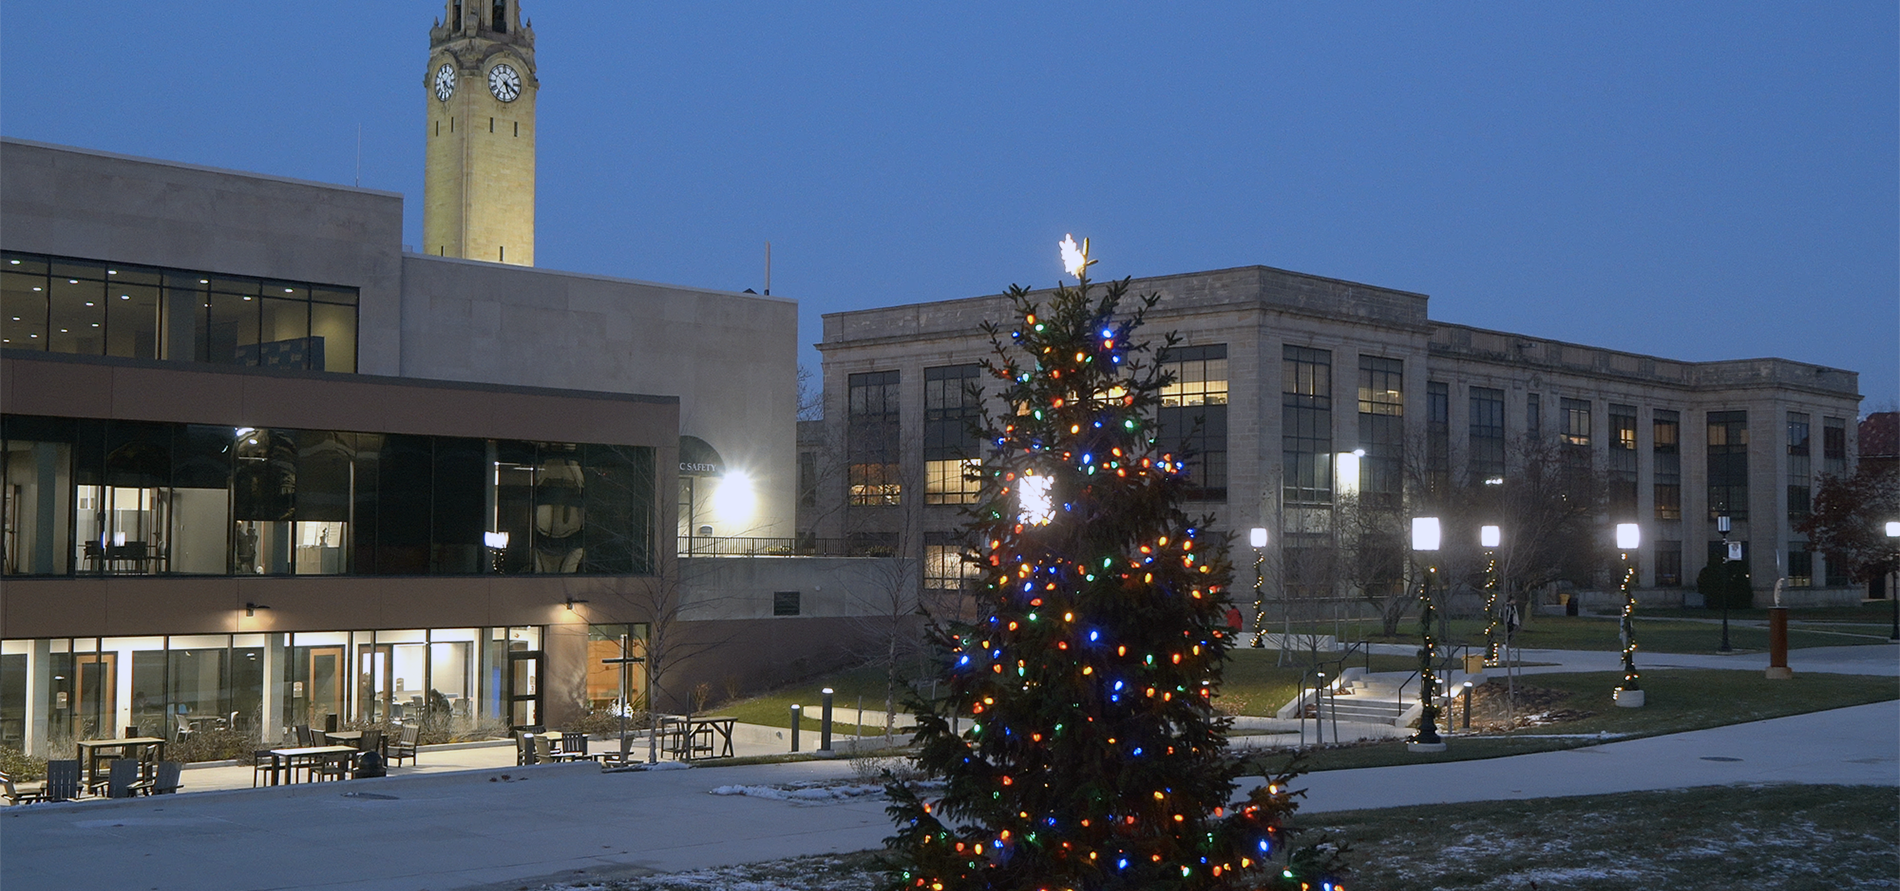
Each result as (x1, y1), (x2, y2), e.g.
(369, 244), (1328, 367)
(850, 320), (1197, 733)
(266, 744), (357, 786)
(76, 737), (164, 794)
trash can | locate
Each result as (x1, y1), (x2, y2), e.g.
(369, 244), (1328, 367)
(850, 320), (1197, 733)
(1462, 654), (1485, 673)
(355, 750), (386, 779)
(1564, 593), (1579, 616)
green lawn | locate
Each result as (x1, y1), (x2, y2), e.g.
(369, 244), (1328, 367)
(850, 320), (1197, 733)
(1266, 668), (1899, 773)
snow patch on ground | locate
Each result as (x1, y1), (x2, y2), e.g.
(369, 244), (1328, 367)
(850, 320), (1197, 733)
(709, 782), (889, 803)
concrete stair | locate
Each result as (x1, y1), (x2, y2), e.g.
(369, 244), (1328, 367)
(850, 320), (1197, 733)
(1276, 667), (1487, 729)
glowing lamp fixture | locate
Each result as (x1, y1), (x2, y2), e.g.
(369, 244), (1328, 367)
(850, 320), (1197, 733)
(1410, 517), (1441, 552)
(1616, 523), (1641, 550)
(1885, 521), (1899, 538)
(1335, 451), (1361, 496)
(483, 531), (510, 549)
(1019, 474), (1055, 526)
(1249, 527), (1268, 549)
(244, 602), (270, 617)
(712, 470), (756, 525)
(1480, 525), (1501, 548)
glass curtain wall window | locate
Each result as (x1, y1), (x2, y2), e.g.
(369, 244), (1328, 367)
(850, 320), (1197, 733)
(2, 251), (357, 373)
(1158, 345), (1229, 502)
(847, 371), (902, 505)
(1280, 346), (1329, 507)
(1356, 356), (1403, 509)
(1, 415), (655, 577)
(1653, 410), (1681, 521)
(923, 364), (982, 505)
(1707, 411), (1748, 521)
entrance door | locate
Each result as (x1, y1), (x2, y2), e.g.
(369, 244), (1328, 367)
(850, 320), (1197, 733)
(506, 650), (542, 729)
(305, 646), (345, 729)
(73, 653), (117, 740)
(357, 644), (394, 723)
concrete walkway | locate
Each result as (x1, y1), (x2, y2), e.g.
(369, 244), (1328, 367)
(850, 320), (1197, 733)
(3, 644), (1893, 891)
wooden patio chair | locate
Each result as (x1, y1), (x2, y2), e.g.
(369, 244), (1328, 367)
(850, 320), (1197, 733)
(359, 728), (384, 760)
(107, 758), (144, 798)
(1, 770), (47, 805)
(553, 731), (594, 762)
(252, 750), (276, 788)
(388, 725), (419, 766)
(43, 760), (80, 802)
(532, 735), (554, 765)
(150, 761), (183, 795)
(515, 733), (536, 766)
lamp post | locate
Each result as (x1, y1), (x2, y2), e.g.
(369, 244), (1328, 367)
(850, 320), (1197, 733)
(1614, 523), (1644, 707)
(1886, 521), (1899, 642)
(1715, 515), (1733, 652)
(1408, 516), (1445, 751)
(1480, 524), (1502, 665)
(1248, 527), (1268, 649)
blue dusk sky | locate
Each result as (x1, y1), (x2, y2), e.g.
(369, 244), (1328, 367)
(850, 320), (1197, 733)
(3, 2), (1895, 408)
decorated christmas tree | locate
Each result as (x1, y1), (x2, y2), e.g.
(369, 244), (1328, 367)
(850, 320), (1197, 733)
(884, 237), (1346, 891)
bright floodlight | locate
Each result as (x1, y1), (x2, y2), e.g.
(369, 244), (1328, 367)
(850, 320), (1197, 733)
(483, 531), (510, 549)
(1020, 474), (1055, 526)
(1886, 521), (1900, 538)
(713, 470), (756, 525)
(1335, 451), (1360, 496)
(1249, 527), (1268, 548)
(1411, 517), (1441, 552)
(1616, 523), (1641, 550)
(1480, 525), (1501, 548)
(1717, 515), (1732, 534)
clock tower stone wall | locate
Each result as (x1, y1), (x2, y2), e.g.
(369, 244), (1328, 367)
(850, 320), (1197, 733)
(424, 0), (536, 266)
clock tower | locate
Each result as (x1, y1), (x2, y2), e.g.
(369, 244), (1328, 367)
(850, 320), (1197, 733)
(424, 0), (536, 266)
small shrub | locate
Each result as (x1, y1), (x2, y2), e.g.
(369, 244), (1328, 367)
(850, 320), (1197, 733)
(169, 728), (259, 763)
(0, 746), (47, 781)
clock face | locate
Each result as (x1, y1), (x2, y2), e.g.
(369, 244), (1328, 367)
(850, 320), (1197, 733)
(432, 63), (456, 102)
(488, 64), (522, 102)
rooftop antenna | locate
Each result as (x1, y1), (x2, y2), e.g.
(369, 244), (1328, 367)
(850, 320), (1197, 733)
(354, 124), (362, 188)
(764, 241), (771, 296)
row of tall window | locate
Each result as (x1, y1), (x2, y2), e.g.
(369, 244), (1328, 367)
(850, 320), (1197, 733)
(0, 415), (655, 577)
(849, 348), (1234, 507)
(842, 356), (1845, 543)
(1, 252), (358, 373)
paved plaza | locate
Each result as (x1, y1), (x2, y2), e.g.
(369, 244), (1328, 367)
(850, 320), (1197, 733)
(2, 644), (1894, 891)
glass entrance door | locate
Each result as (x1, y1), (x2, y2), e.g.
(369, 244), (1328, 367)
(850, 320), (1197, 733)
(305, 646), (345, 729)
(73, 653), (116, 740)
(506, 650), (542, 729)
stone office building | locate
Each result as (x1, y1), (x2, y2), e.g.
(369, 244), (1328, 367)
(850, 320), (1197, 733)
(812, 264), (1864, 613)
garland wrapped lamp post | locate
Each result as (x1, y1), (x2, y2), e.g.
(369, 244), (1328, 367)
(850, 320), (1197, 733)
(1887, 521), (1899, 642)
(1715, 515), (1734, 652)
(1408, 517), (1446, 752)
(1613, 523), (1644, 708)
(1479, 524), (1502, 666)
(1249, 527), (1269, 649)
